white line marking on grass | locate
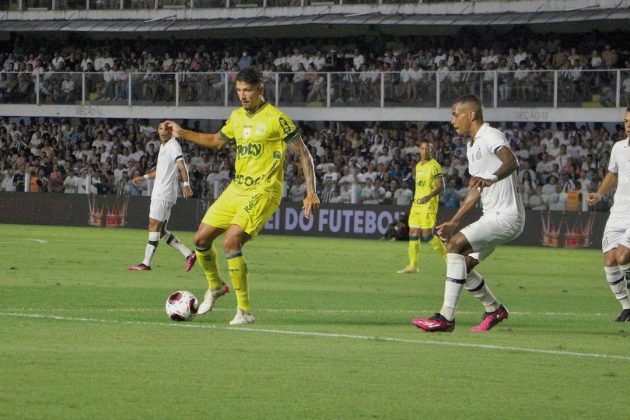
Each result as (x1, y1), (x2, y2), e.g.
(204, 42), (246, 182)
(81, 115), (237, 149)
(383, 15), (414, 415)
(2, 311), (629, 362)
(0, 239), (48, 244)
(2, 307), (615, 318)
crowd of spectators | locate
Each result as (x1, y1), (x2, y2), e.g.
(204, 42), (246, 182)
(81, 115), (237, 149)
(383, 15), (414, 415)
(0, 29), (629, 105)
(0, 116), (618, 212)
(0, 30), (626, 210)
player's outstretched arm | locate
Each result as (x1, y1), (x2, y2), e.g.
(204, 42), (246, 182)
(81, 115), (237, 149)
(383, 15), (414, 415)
(289, 138), (320, 219)
(436, 187), (481, 241)
(588, 171), (617, 205)
(164, 120), (225, 150)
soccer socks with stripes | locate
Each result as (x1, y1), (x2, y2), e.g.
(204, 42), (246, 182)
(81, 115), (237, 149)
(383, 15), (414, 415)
(407, 236), (419, 268)
(428, 235), (447, 261)
(226, 251), (251, 313)
(162, 230), (193, 258)
(195, 246), (223, 290)
(142, 231), (160, 266)
(605, 266), (630, 309)
(465, 270), (501, 313)
(440, 253), (466, 321)
(619, 262), (630, 285)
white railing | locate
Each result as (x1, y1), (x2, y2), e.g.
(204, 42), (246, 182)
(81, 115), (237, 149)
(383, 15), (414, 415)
(7, 0), (496, 12)
(1, 69), (627, 109)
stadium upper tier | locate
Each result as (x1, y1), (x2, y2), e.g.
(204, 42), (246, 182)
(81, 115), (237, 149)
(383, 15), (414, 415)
(0, 0), (610, 11)
(0, 0), (629, 34)
(2, 0), (627, 11)
(1, 68), (628, 122)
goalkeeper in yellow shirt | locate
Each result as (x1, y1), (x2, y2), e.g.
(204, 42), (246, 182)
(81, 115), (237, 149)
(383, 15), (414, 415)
(166, 68), (319, 325)
(397, 141), (447, 273)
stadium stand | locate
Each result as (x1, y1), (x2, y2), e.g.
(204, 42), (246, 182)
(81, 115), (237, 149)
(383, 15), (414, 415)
(0, 0), (626, 214)
(0, 115), (617, 214)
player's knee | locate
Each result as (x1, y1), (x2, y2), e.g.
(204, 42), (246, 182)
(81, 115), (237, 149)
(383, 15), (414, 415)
(445, 237), (465, 254)
(465, 256), (479, 272)
(605, 250), (619, 266)
(222, 235), (243, 254)
(616, 247), (630, 265)
(193, 233), (211, 249)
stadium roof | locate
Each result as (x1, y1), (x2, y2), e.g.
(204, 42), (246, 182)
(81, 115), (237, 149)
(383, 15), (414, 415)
(1, 8), (629, 33)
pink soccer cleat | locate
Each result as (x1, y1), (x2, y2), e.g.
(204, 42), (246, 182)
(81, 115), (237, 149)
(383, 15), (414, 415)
(412, 313), (455, 332)
(184, 253), (197, 272)
(128, 263), (151, 271)
(469, 305), (509, 332)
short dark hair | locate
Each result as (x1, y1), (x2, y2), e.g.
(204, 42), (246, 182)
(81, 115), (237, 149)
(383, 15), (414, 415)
(236, 67), (262, 85)
(456, 94), (484, 120)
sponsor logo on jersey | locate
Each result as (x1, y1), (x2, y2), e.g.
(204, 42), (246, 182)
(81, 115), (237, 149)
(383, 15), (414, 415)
(244, 193), (262, 212)
(236, 142), (263, 158)
(265, 151), (283, 182)
(234, 174), (263, 187)
(278, 117), (293, 135)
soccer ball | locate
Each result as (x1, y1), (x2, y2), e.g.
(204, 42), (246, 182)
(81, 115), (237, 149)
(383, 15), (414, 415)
(165, 290), (198, 321)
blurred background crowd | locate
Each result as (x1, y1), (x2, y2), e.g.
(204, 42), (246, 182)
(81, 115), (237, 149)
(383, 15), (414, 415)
(0, 115), (618, 212)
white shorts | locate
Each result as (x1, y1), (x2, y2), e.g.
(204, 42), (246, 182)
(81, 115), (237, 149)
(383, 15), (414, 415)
(460, 213), (525, 262)
(602, 225), (630, 253)
(149, 199), (174, 222)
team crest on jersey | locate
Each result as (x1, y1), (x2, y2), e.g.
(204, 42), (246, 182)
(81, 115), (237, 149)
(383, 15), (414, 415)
(243, 126), (252, 139)
(256, 124), (266, 135)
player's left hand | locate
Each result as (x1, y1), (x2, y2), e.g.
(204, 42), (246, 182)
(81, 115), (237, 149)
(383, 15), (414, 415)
(418, 195), (430, 204)
(303, 192), (320, 219)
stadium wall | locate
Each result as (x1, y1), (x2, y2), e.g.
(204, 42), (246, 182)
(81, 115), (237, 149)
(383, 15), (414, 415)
(0, 192), (606, 249)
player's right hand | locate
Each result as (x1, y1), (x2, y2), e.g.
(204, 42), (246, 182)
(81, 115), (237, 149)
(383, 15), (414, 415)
(164, 120), (181, 137)
(436, 220), (457, 241)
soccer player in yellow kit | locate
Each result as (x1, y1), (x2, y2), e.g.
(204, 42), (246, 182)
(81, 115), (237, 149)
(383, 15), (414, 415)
(397, 141), (447, 274)
(166, 68), (319, 325)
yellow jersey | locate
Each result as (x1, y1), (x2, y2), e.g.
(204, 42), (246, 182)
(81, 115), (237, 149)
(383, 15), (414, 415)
(219, 101), (300, 200)
(412, 158), (443, 213)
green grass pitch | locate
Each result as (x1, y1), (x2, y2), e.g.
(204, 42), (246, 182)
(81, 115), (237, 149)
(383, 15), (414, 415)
(1, 223), (629, 419)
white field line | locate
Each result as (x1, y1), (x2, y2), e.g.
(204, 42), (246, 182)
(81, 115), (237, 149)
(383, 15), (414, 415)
(0, 307), (615, 317)
(1, 311), (629, 362)
(0, 239), (48, 244)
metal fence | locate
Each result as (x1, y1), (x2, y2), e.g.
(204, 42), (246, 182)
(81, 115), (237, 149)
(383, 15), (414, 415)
(1, 68), (627, 108)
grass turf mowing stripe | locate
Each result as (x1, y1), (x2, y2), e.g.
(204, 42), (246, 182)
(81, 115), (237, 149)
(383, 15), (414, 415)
(2, 311), (629, 362)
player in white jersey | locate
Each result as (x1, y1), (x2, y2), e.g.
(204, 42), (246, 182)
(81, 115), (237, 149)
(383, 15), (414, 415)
(413, 94), (525, 332)
(587, 108), (630, 322)
(128, 121), (196, 272)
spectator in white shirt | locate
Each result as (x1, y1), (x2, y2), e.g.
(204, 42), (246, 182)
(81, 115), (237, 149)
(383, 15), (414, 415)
(394, 183), (413, 206)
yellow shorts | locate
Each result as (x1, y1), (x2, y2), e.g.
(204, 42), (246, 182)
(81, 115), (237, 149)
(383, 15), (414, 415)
(408, 208), (437, 230)
(202, 183), (280, 238)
